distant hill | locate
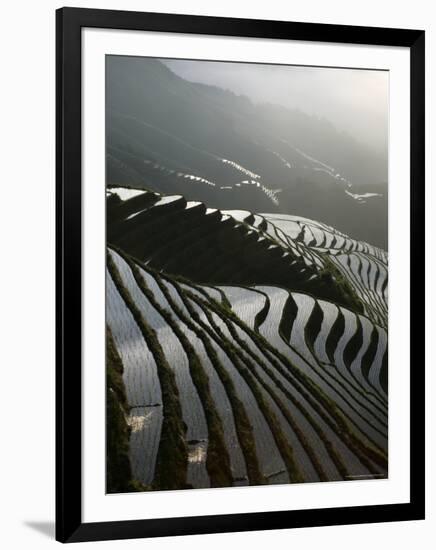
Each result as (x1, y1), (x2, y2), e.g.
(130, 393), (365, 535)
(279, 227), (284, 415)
(106, 56), (388, 249)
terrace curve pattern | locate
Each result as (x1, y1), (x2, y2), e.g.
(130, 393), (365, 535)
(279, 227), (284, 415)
(106, 185), (388, 491)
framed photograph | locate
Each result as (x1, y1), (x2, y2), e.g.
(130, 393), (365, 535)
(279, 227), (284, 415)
(56, 7), (425, 543)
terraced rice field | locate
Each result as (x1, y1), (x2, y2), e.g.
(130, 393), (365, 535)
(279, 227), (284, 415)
(106, 187), (388, 491)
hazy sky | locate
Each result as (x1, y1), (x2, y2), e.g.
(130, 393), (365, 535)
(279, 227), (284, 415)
(163, 59), (389, 155)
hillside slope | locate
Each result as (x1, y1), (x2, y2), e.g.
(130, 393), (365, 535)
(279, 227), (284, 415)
(106, 186), (388, 490)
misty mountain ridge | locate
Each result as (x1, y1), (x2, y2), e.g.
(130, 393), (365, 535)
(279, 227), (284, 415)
(106, 57), (388, 249)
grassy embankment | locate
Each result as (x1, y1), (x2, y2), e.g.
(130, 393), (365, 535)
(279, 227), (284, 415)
(150, 269), (265, 486)
(125, 256), (234, 487)
(107, 252), (189, 490)
(279, 295), (388, 433)
(188, 284), (387, 474)
(174, 283), (304, 483)
(106, 328), (147, 493)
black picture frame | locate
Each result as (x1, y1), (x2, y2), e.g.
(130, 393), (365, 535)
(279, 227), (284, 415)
(56, 6), (425, 543)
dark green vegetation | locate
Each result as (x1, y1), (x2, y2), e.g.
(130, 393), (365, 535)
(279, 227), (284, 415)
(106, 189), (388, 491)
(127, 257), (234, 487)
(153, 272), (265, 486)
(107, 253), (189, 490)
(106, 329), (146, 493)
(106, 57), (387, 248)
